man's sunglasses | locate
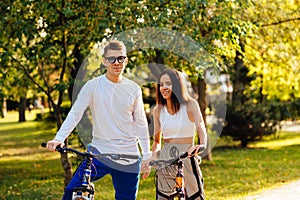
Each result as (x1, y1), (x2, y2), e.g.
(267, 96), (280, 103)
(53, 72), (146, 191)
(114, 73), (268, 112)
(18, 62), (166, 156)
(105, 56), (127, 64)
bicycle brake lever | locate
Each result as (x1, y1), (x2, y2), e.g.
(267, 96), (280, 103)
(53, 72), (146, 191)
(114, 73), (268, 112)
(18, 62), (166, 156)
(109, 154), (121, 160)
(119, 158), (130, 162)
(56, 147), (66, 153)
(97, 154), (129, 163)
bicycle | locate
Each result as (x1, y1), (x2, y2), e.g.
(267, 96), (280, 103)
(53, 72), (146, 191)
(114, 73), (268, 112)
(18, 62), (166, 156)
(149, 148), (205, 200)
(41, 142), (139, 200)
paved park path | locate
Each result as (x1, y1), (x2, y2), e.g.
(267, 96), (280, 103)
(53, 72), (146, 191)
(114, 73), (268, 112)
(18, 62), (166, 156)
(245, 121), (300, 200)
(244, 179), (300, 200)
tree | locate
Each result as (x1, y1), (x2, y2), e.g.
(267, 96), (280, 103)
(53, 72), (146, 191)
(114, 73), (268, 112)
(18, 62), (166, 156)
(1, 0), (256, 183)
(0, 67), (8, 118)
(109, 0), (255, 159)
(221, 0), (300, 147)
(245, 0), (300, 101)
(0, 0), (110, 186)
(0, 55), (32, 121)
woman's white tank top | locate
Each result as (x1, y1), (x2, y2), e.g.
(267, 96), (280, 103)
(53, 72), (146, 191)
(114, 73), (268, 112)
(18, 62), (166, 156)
(160, 105), (196, 139)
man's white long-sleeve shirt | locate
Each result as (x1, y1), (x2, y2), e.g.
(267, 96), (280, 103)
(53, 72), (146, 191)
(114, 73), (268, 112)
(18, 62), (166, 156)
(54, 75), (151, 160)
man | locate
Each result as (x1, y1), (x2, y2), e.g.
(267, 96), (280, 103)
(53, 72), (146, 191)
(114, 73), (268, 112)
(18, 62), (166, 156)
(46, 40), (151, 199)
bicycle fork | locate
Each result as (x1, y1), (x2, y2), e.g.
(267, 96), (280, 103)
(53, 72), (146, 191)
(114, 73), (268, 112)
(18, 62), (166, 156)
(175, 160), (185, 200)
(72, 157), (95, 200)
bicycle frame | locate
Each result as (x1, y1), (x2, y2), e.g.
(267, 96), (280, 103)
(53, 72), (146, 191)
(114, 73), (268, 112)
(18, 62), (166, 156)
(41, 143), (139, 200)
(175, 159), (185, 200)
(41, 143), (95, 200)
(150, 148), (204, 200)
(150, 152), (189, 200)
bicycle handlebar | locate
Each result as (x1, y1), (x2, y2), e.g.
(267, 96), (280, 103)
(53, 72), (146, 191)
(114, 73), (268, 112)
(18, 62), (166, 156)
(149, 147), (205, 167)
(41, 142), (139, 161)
(149, 152), (187, 166)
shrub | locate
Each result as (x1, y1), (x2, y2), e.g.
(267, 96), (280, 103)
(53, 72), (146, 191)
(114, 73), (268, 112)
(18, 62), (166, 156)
(217, 101), (290, 147)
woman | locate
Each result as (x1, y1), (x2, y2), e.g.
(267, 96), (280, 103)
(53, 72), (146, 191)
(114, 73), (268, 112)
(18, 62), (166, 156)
(151, 69), (207, 200)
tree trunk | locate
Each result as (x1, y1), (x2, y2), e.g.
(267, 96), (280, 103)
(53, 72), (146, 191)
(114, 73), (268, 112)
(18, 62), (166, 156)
(232, 42), (246, 105)
(241, 138), (248, 148)
(68, 43), (83, 102)
(0, 98), (7, 118)
(198, 78), (212, 161)
(60, 140), (72, 187)
(54, 105), (73, 187)
(18, 97), (26, 122)
(148, 50), (166, 79)
(232, 41), (251, 148)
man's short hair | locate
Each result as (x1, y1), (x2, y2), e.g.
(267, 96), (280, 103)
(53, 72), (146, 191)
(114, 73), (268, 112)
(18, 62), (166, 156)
(103, 40), (126, 56)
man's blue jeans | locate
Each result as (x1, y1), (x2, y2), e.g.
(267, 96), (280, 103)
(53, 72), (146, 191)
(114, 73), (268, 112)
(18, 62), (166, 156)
(62, 152), (141, 200)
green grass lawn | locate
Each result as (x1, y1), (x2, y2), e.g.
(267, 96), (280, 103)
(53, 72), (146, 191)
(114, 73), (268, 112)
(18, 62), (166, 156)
(0, 111), (300, 200)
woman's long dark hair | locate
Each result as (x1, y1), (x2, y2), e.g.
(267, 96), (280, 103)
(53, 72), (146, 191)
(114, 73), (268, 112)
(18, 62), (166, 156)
(156, 69), (191, 114)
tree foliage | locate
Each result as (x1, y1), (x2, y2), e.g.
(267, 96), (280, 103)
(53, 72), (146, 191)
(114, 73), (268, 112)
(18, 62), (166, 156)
(0, 0), (112, 186)
(220, 0), (300, 147)
(245, 0), (300, 101)
(1, 0), (270, 182)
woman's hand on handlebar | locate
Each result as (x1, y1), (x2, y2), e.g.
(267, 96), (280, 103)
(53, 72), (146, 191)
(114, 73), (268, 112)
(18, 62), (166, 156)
(187, 144), (206, 157)
(46, 140), (64, 152)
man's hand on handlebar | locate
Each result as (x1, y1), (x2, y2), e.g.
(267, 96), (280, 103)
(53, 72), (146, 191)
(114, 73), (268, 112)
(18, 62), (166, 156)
(46, 140), (64, 152)
(141, 159), (152, 179)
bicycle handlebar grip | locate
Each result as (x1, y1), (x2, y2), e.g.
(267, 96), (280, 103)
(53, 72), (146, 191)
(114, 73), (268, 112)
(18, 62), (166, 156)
(179, 152), (189, 159)
(189, 146), (205, 156)
(41, 142), (63, 152)
(149, 160), (155, 166)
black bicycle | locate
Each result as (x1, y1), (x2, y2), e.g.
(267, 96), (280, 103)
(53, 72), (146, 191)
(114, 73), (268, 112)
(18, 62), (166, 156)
(41, 143), (139, 200)
(149, 148), (204, 200)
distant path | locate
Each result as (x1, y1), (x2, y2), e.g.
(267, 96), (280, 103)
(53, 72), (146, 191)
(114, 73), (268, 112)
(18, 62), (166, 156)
(245, 121), (300, 200)
(280, 120), (300, 132)
(244, 179), (300, 200)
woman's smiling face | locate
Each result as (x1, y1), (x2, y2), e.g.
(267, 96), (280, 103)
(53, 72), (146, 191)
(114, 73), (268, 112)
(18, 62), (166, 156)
(159, 74), (172, 100)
